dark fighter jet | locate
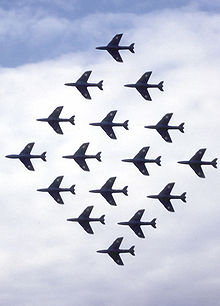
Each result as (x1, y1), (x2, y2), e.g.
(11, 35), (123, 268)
(67, 206), (105, 234)
(97, 237), (135, 265)
(89, 177), (128, 206)
(37, 176), (75, 204)
(147, 182), (186, 212)
(64, 70), (103, 100)
(124, 71), (163, 101)
(118, 209), (156, 238)
(122, 146), (161, 175)
(5, 142), (46, 171)
(62, 142), (101, 171)
(36, 106), (75, 135)
(145, 113), (184, 143)
(178, 148), (217, 178)
(90, 110), (128, 139)
(96, 33), (135, 62)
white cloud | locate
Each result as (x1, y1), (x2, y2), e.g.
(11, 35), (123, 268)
(0, 7), (219, 306)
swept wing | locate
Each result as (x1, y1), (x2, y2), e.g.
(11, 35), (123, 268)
(136, 87), (152, 101)
(107, 34), (123, 46)
(156, 128), (172, 143)
(49, 191), (64, 204)
(190, 164), (205, 178)
(20, 142), (34, 155)
(76, 86), (91, 99)
(76, 71), (92, 83)
(107, 50), (123, 62)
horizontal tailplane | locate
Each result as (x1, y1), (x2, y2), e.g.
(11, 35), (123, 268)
(98, 80), (103, 90)
(70, 185), (75, 194)
(122, 186), (128, 196)
(158, 81), (164, 91)
(41, 152), (47, 161)
(151, 218), (157, 228)
(179, 123), (184, 133)
(123, 120), (129, 130)
(100, 215), (105, 225)
(96, 152), (102, 162)
(69, 115), (75, 125)
(212, 158), (217, 168)
(129, 43), (135, 53)
(155, 156), (161, 166)
(181, 192), (187, 202)
(129, 246), (135, 256)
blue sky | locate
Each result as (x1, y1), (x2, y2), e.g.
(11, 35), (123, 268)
(0, 1), (220, 306)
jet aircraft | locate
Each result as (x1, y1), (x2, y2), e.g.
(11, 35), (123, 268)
(36, 106), (75, 135)
(64, 70), (103, 99)
(147, 182), (186, 212)
(122, 146), (161, 175)
(178, 148), (217, 178)
(37, 176), (75, 204)
(97, 237), (135, 265)
(62, 142), (101, 171)
(90, 110), (129, 139)
(118, 209), (156, 238)
(96, 33), (135, 62)
(5, 142), (46, 171)
(89, 177), (128, 206)
(67, 206), (105, 234)
(124, 71), (163, 101)
(144, 113), (184, 143)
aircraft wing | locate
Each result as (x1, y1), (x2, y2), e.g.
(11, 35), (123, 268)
(49, 191), (64, 204)
(74, 158), (90, 171)
(134, 162), (149, 176)
(49, 176), (63, 188)
(76, 71), (92, 82)
(190, 164), (205, 178)
(101, 126), (116, 139)
(130, 225), (145, 238)
(160, 182), (175, 195)
(109, 237), (123, 249)
(156, 128), (172, 143)
(48, 121), (63, 134)
(130, 209), (145, 222)
(20, 142), (34, 155)
(107, 49), (123, 62)
(74, 143), (89, 156)
(109, 253), (124, 265)
(102, 110), (117, 122)
(107, 33), (123, 46)
(134, 147), (149, 159)
(79, 221), (94, 234)
(48, 106), (63, 119)
(101, 177), (116, 190)
(157, 113), (173, 126)
(76, 86), (91, 99)
(159, 198), (175, 212)
(20, 157), (34, 171)
(79, 206), (93, 219)
(136, 87), (152, 101)
(137, 71), (152, 84)
(190, 148), (206, 162)
(101, 192), (117, 206)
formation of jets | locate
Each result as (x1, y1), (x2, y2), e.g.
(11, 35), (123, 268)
(5, 33), (218, 266)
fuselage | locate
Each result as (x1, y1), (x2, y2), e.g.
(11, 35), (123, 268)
(37, 118), (70, 123)
(178, 160), (213, 165)
(124, 83), (159, 89)
(37, 187), (70, 193)
(90, 122), (124, 127)
(6, 154), (41, 159)
(122, 158), (157, 164)
(97, 249), (130, 254)
(147, 194), (181, 200)
(145, 125), (180, 130)
(64, 82), (99, 87)
(96, 46), (130, 51)
(63, 154), (96, 160)
(90, 189), (123, 194)
(118, 221), (152, 226)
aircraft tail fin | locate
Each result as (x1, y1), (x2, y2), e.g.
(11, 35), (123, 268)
(211, 158), (217, 168)
(96, 152), (102, 162)
(122, 186), (128, 196)
(155, 156), (161, 166)
(129, 43), (135, 53)
(150, 218), (157, 228)
(178, 123), (184, 133)
(70, 185), (75, 195)
(181, 192), (187, 203)
(69, 115), (75, 125)
(41, 152), (47, 162)
(98, 80), (103, 90)
(100, 215), (105, 225)
(158, 81), (164, 91)
(129, 246), (135, 256)
(123, 120), (129, 130)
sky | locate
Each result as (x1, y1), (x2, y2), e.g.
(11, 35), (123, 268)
(0, 1), (220, 305)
